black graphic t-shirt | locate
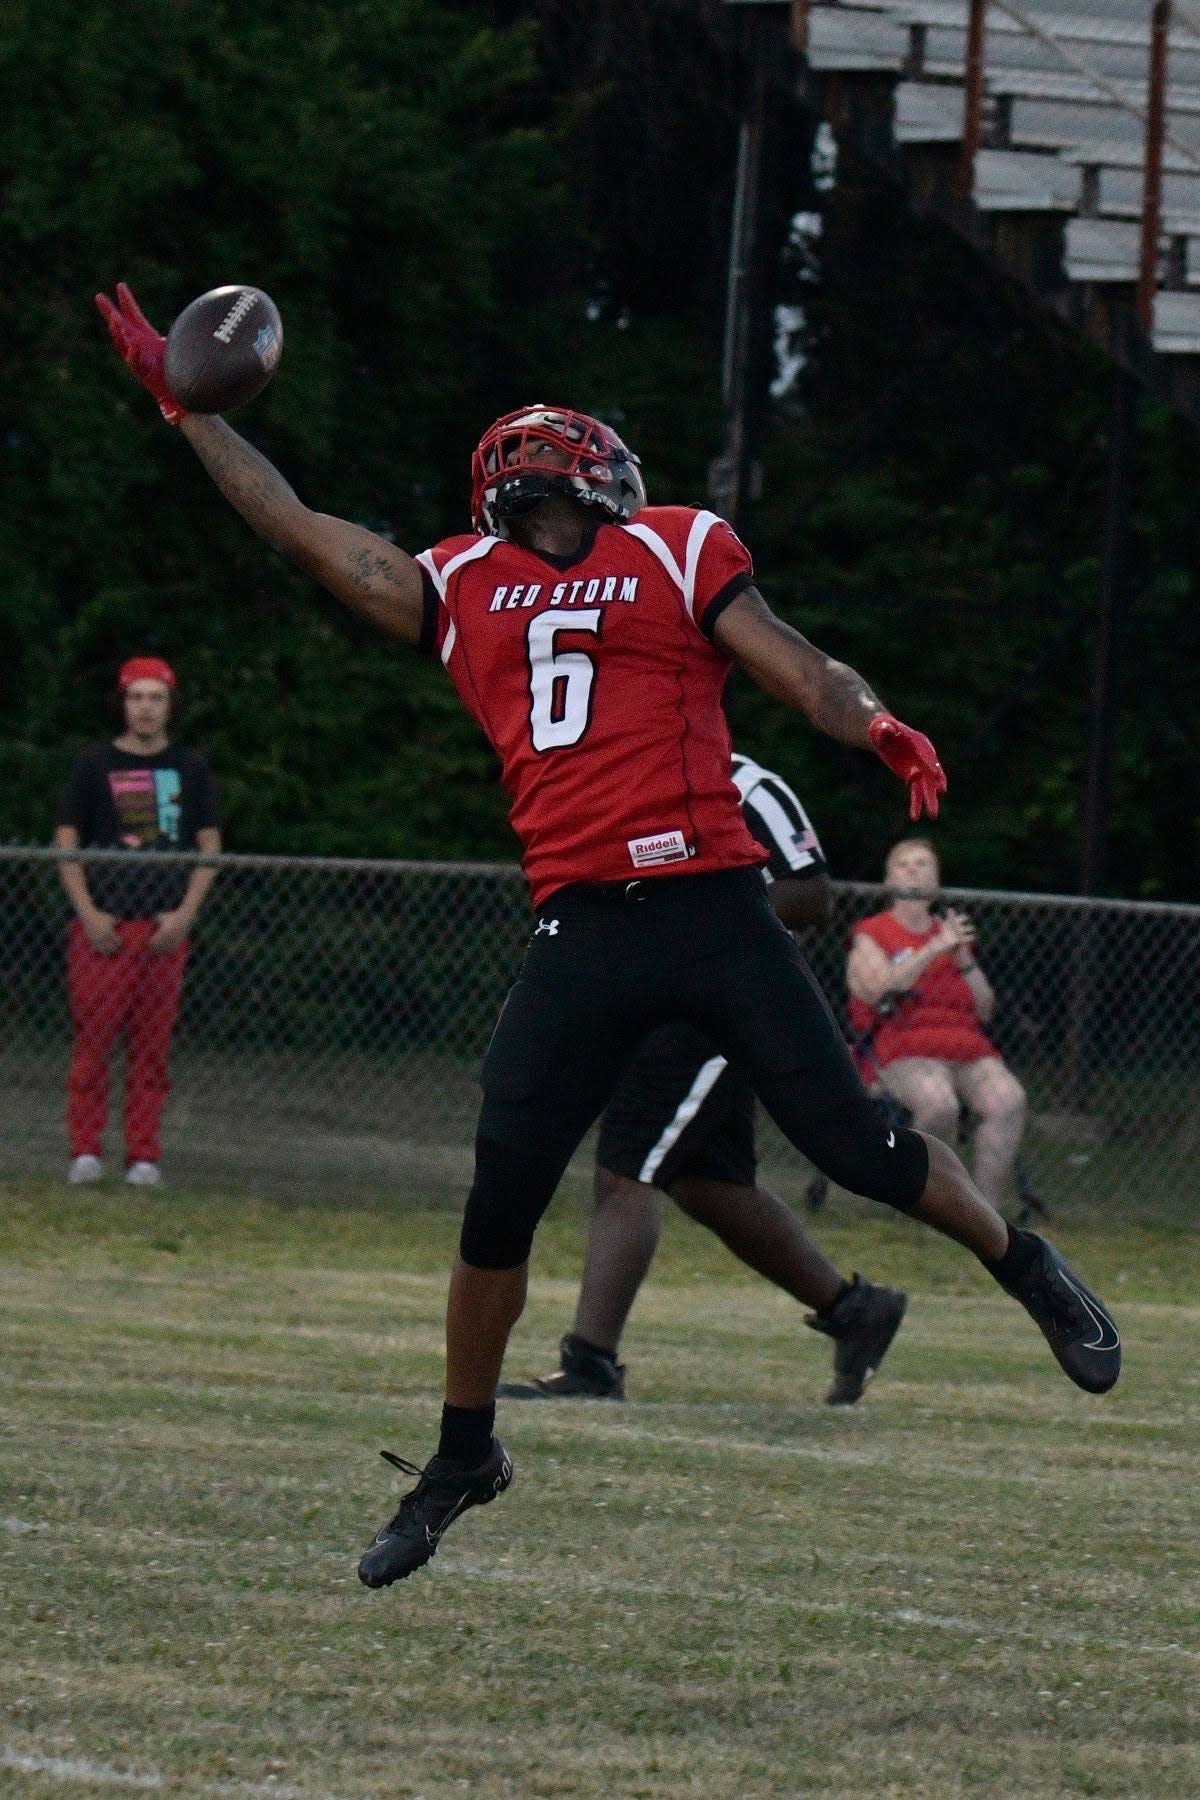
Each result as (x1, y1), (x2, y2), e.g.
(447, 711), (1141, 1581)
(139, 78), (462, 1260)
(56, 742), (221, 918)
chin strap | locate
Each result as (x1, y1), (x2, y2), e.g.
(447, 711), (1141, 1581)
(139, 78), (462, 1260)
(492, 470), (572, 525)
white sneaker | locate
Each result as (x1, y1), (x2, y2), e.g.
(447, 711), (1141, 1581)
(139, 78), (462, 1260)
(68, 1154), (104, 1186)
(125, 1161), (163, 1188)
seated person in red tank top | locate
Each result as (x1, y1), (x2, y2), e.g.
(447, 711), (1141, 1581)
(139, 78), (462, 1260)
(847, 838), (1027, 1210)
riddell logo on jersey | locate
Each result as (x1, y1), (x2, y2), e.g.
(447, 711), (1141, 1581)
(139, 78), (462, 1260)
(628, 830), (691, 868)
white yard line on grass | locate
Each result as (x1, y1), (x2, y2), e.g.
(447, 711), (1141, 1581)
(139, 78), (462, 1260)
(430, 1554), (1200, 1663)
(537, 1415), (1124, 1484)
(1, 1745), (348, 1800)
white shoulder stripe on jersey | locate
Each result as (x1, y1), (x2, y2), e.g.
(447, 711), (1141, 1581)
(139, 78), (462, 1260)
(416, 534), (500, 601)
(417, 537), (498, 665)
(682, 510), (722, 623)
(444, 535), (501, 583)
(620, 520), (685, 597)
(415, 547), (443, 596)
(620, 513), (724, 627)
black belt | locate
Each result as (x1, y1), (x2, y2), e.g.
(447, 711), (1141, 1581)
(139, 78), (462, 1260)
(552, 868), (762, 907)
(557, 877), (651, 904)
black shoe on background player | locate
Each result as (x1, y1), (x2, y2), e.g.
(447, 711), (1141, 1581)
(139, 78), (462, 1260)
(498, 1333), (626, 1401)
(997, 1232), (1121, 1394)
(806, 1275), (908, 1405)
(357, 1440), (513, 1588)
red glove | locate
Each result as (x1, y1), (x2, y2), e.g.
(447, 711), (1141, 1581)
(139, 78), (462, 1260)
(95, 282), (187, 425)
(868, 712), (947, 821)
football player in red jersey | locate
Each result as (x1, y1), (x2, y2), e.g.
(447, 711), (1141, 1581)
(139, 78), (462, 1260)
(98, 287), (1122, 1591)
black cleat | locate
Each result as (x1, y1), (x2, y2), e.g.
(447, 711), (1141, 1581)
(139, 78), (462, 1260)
(357, 1439), (513, 1588)
(806, 1275), (908, 1406)
(498, 1333), (626, 1401)
(999, 1233), (1121, 1394)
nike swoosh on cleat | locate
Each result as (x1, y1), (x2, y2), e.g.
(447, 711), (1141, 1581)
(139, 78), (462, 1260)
(424, 1488), (472, 1549)
(886, 1131), (895, 1148)
(1060, 1272), (1121, 1352)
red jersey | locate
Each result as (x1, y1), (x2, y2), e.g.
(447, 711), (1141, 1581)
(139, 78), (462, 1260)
(416, 506), (767, 907)
(848, 911), (996, 1068)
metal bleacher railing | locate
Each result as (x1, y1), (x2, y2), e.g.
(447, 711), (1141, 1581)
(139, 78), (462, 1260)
(2, 846), (1198, 1218)
(776, 0), (1200, 355)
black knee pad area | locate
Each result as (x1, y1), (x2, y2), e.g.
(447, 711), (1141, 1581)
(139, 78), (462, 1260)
(459, 1135), (565, 1269)
(852, 1123), (929, 1213)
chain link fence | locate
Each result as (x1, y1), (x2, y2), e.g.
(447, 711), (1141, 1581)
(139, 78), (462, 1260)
(2, 847), (1198, 1218)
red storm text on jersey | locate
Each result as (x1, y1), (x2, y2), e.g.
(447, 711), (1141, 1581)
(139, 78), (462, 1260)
(416, 506), (769, 907)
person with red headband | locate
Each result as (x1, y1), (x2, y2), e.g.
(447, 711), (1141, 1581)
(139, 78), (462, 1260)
(97, 284), (1120, 1592)
(53, 655), (222, 1187)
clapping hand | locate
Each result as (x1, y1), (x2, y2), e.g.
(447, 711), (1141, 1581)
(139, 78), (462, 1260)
(934, 909), (975, 960)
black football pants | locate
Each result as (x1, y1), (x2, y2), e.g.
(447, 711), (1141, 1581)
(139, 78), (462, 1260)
(460, 868), (929, 1268)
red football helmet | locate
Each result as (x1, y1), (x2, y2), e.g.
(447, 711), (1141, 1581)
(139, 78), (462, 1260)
(470, 405), (646, 536)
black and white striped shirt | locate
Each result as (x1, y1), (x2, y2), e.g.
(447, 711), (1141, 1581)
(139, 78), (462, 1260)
(731, 752), (827, 886)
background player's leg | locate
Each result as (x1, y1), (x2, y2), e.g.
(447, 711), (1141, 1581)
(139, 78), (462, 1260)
(572, 1166), (666, 1351)
(670, 1173), (906, 1404)
(669, 1175), (844, 1314)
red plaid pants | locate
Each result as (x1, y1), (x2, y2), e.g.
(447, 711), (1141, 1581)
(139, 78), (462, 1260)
(66, 918), (189, 1165)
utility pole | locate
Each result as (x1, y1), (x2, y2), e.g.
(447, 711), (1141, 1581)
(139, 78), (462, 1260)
(710, 14), (770, 532)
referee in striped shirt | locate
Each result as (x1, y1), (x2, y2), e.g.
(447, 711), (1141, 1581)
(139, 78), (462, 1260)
(501, 753), (908, 1408)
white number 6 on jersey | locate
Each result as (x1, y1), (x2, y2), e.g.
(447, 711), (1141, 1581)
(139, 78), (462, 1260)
(527, 608), (603, 751)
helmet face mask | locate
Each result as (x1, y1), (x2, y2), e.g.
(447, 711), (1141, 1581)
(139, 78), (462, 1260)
(470, 406), (646, 536)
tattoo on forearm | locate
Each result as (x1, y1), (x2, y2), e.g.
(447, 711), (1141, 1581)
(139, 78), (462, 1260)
(188, 421), (301, 547)
(186, 418), (417, 636)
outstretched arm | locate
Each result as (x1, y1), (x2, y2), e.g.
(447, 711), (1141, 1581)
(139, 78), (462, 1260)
(96, 283), (426, 645)
(713, 588), (947, 820)
(714, 588), (883, 744)
(179, 416), (426, 643)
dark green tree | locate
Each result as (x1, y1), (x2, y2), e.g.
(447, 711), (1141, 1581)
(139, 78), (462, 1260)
(732, 153), (1200, 898)
(2, 3), (1196, 897)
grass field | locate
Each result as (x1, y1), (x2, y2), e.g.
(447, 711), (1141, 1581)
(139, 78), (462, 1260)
(1, 1177), (1197, 1799)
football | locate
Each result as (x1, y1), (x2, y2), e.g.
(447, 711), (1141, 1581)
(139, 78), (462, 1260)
(163, 285), (283, 414)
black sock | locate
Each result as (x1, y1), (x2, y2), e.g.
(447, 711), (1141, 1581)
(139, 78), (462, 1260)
(438, 1401), (495, 1467)
(988, 1224), (1041, 1287)
(564, 1333), (619, 1366)
(817, 1279), (855, 1319)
